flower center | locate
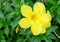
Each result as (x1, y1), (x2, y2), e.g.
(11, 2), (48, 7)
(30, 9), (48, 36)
(31, 14), (38, 21)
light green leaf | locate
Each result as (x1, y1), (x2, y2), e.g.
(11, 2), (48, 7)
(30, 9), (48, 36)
(44, 37), (52, 42)
(4, 25), (9, 36)
(12, 0), (20, 8)
(1, 40), (6, 42)
(6, 12), (14, 21)
(30, 36), (42, 42)
(10, 16), (20, 29)
(0, 10), (4, 19)
(3, 2), (13, 12)
(46, 26), (58, 33)
(58, 0), (60, 5)
(19, 29), (31, 35)
(47, 33), (56, 39)
(20, 0), (24, 5)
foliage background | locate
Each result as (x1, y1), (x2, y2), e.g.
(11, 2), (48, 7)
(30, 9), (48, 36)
(0, 0), (60, 42)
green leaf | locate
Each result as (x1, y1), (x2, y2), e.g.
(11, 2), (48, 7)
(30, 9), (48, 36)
(10, 16), (20, 29)
(58, 0), (60, 5)
(0, 10), (4, 19)
(20, 0), (24, 5)
(44, 37), (52, 42)
(56, 15), (60, 24)
(19, 29), (31, 35)
(6, 12), (14, 21)
(19, 29), (26, 35)
(46, 26), (58, 34)
(0, 31), (5, 40)
(30, 36), (42, 42)
(0, 22), (3, 29)
(0, 0), (1, 9)
(3, 2), (13, 12)
(55, 38), (60, 42)
(16, 37), (24, 42)
(46, 0), (56, 5)
(47, 33), (56, 39)
(50, 5), (57, 12)
(1, 40), (6, 42)
(12, 0), (20, 8)
(25, 29), (32, 35)
(57, 7), (60, 15)
(4, 25), (9, 36)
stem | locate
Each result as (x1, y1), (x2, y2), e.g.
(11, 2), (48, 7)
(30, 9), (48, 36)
(41, 0), (44, 3)
(53, 31), (60, 39)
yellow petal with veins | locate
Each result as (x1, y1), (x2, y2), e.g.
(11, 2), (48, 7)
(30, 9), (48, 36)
(33, 2), (46, 15)
(21, 5), (32, 17)
(31, 22), (42, 35)
(39, 14), (51, 28)
(39, 14), (50, 23)
(19, 18), (32, 29)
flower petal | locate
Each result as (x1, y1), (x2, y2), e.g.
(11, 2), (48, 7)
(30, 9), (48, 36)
(39, 14), (51, 28)
(43, 22), (51, 29)
(41, 28), (46, 34)
(33, 2), (46, 15)
(19, 18), (32, 29)
(21, 5), (32, 17)
(31, 22), (42, 35)
(39, 14), (50, 23)
(47, 11), (52, 21)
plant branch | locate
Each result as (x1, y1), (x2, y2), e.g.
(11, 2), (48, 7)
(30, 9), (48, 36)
(53, 31), (60, 39)
(41, 0), (44, 3)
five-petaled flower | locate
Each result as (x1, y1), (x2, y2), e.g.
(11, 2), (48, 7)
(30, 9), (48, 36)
(19, 2), (52, 35)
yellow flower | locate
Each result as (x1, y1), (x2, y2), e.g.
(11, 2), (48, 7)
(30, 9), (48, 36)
(19, 2), (52, 35)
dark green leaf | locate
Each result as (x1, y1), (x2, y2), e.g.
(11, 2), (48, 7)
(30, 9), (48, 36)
(56, 15), (60, 24)
(0, 31), (5, 40)
(55, 38), (60, 42)
(16, 37), (24, 42)
(46, 0), (56, 5)
(0, 22), (3, 29)
(57, 7), (60, 15)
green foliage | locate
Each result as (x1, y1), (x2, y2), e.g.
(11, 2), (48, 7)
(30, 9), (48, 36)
(0, 0), (60, 42)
